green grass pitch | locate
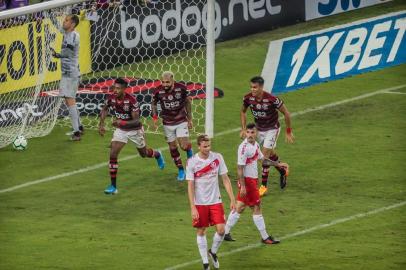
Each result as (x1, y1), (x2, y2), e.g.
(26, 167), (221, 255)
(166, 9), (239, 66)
(1, 1), (406, 269)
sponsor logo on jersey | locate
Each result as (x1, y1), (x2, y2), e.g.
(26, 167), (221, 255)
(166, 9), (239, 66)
(256, 104), (262, 109)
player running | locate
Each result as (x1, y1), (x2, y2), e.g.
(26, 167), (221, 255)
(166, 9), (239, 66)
(224, 123), (283, 244)
(187, 135), (236, 270)
(99, 78), (165, 195)
(241, 76), (294, 196)
(152, 71), (193, 181)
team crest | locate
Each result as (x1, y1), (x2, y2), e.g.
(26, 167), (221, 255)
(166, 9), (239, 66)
(168, 95), (173, 100)
(210, 161), (217, 168)
(123, 105), (129, 111)
(263, 104), (268, 110)
(175, 93), (182, 99)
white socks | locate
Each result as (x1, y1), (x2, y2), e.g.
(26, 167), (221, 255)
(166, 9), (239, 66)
(211, 232), (224, 254)
(68, 104), (80, 132)
(253, 214), (269, 240)
(196, 235), (209, 264)
(225, 211), (241, 234)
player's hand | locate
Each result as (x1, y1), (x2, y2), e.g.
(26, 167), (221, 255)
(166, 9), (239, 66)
(112, 119), (120, 128)
(187, 119), (193, 130)
(152, 115), (159, 131)
(191, 206), (199, 221)
(285, 128), (294, 144)
(240, 129), (246, 139)
(230, 200), (236, 213)
(98, 125), (106, 136)
(239, 185), (247, 198)
(276, 162), (289, 171)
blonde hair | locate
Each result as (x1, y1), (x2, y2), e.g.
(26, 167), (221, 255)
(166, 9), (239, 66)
(162, 71), (174, 80)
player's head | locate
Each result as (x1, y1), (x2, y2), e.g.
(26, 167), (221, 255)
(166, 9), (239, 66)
(161, 71), (175, 91)
(63, 14), (80, 31)
(114, 78), (128, 96)
(197, 134), (211, 155)
(250, 76), (265, 97)
(245, 123), (257, 143)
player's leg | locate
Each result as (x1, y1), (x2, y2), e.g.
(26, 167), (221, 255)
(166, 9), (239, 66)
(193, 205), (210, 269)
(224, 201), (245, 241)
(251, 204), (280, 244)
(196, 227), (210, 270)
(105, 139), (126, 195)
(60, 76), (82, 141)
(130, 129), (165, 169)
(259, 128), (286, 195)
(164, 124), (185, 180)
(176, 122), (193, 159)
(208, 203), (226, 269)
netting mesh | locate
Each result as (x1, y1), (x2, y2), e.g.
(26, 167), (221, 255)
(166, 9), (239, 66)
(0, 0), (209, 148)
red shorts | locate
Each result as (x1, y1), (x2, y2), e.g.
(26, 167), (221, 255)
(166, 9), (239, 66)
(237, 177), (261, 206)
(192, 203), (225, 228)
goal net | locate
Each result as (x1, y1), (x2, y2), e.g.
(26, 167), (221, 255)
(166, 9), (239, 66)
(0, 0), (217, 148)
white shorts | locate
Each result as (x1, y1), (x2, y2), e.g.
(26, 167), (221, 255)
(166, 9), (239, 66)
(258, 128), (280, 149)
(112, 128), (146, 148)
(163, 122), (189, 143)
(59, 76), (80, 98)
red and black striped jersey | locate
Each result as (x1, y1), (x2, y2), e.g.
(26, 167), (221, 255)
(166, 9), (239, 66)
(106, 93), (141, 130)
(153, 82), (189, 126)
(243, 91), (283, 131)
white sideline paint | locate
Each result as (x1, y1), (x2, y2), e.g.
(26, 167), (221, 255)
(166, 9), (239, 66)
(1, 84), (405, 194)
(164, 201), (406, 270)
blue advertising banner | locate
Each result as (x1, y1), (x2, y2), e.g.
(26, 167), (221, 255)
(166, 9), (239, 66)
(262, 11), (406, 93)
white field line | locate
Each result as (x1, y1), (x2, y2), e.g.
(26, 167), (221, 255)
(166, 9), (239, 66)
(383, 91), (406, 95)
(1, 84), (405, 195)
(164, 201), (406, 270)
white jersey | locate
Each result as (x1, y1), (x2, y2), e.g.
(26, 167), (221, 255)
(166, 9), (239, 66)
(186, 151), (228, 205)
(237, 139), (264, 178)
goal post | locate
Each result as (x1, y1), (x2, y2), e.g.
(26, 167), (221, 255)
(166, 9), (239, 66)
(0, 0), (216, 148)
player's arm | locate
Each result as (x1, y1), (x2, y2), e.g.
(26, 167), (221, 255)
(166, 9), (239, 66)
(98, 104), (109, 136)
(151, 93), (159, 127)
(185, 96), (193, 129)
(221, 173), (236, 212)
(187, 180), (199, 220)
(240, 104), (248, 138)
(51, 36), (79, 59)
(112, 110), (141, 129)
(237, 165), (246, 198)
(278, 104), (294, 143)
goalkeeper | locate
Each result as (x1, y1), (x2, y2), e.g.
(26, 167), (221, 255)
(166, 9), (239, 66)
(51, 14), (83, 141)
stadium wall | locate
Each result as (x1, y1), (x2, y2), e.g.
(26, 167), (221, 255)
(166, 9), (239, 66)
(91, 0), (305, 71)
(262, 11), (406, 93)
(305, 0), (392, 21)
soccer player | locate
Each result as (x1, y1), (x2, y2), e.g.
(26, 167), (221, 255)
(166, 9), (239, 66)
(98, 78), (165, 195)
(241, 76), (294, 196)
(224, 123), (282, 244)
(152, 71), (193, 181)
(51, 14), (83, 141)
(187, 135), (236, 270)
